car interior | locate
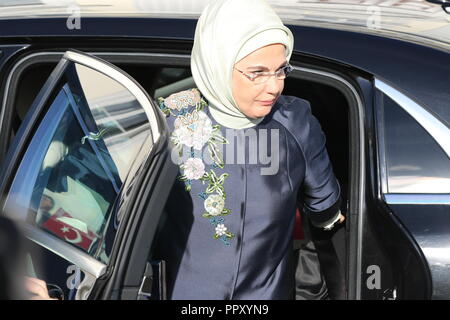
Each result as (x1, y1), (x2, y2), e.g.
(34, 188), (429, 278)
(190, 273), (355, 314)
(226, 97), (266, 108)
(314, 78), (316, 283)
(7, 56), (350, 299)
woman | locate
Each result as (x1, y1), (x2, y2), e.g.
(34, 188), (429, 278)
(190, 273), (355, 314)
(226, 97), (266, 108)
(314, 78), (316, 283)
(154, 0), (344, 300)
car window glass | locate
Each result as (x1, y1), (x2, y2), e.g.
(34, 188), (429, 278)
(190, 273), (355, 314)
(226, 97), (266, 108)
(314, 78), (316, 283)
(4, 62), (153, 264)
(381, 92), (450, 193)
(75, 63), (152, 182)
(153, 67), (194, 99)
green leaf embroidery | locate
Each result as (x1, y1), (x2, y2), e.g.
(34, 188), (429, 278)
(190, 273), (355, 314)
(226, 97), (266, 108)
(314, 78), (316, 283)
(225, 231), (235, 239)
(207, 142), (225, 168)
(221, 208), (231, 215)
(203, 170), (228, 198)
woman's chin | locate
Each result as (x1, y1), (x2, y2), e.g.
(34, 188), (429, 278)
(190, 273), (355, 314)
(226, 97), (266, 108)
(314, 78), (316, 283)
(250, 106), (273, 118)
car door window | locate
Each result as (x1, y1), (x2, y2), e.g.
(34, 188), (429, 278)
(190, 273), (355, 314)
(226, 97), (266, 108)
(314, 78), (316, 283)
(378, 91), (450, 193)
(153, 67), (194, 99)
(3, 60), (153, 265)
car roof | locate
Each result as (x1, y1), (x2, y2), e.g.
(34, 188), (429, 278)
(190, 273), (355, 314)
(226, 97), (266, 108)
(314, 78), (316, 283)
(0, 0), (449, 49)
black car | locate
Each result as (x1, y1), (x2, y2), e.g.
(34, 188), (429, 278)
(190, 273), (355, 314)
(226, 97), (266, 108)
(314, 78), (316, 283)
(0, 0), (449, 300)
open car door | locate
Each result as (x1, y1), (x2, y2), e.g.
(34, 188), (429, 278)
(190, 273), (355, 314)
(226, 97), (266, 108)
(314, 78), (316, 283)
(0, 50), (177, 300)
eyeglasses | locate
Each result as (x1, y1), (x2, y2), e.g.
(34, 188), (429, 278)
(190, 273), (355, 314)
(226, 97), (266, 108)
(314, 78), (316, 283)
(234, 64), (293, 84)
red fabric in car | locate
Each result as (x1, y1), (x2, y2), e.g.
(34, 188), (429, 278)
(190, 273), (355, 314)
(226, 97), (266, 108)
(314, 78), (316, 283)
(294, 208), (304, 240)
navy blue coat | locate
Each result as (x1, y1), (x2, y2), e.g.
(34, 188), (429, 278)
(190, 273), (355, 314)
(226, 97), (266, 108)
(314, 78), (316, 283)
(154, 90), (341, 300)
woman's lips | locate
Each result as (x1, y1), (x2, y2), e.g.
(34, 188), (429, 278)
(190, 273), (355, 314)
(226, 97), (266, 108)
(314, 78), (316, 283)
(258, 100), (276, 106)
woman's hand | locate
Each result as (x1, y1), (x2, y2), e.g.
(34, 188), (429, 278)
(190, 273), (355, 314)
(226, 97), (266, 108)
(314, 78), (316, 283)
(25, 277), (57, 300)
(323, 212), (346, 230)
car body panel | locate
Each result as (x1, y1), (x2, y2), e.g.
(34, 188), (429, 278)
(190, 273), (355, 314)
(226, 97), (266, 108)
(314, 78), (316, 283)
(385, 201), (450, 299)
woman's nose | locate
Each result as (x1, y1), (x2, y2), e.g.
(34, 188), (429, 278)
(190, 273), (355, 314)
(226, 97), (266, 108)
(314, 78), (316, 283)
(264, 75), (282, 94)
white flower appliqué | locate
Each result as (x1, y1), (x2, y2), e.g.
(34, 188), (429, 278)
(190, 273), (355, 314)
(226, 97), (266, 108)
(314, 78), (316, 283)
(165, 89), (201, 111)
(174, 110), (213, 150)
(183, 157), (206, 180)
(204, 194), (225, 216)
(215, 224), (228, 237)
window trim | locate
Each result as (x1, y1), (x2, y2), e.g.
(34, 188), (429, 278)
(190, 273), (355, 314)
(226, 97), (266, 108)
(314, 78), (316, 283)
(23, 223), (106, 278)
(385, 194), (450, 205)
(375, 78), (450, 158)
(375, 78), (450, 196)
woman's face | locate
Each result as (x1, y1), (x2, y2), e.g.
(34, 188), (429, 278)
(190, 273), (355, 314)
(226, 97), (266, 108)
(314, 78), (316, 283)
(232, 43), (287, 119)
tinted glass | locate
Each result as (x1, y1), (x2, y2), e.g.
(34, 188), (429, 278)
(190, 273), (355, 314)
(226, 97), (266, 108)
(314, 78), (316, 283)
(153, 67), (194, 99)
(4, 63), (153, 264)
(382, 93), (450, 193)
(75, 63), (151, 182)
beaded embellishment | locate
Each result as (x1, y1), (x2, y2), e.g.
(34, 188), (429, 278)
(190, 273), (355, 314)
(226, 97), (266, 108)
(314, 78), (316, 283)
(158, 88), (235, 245)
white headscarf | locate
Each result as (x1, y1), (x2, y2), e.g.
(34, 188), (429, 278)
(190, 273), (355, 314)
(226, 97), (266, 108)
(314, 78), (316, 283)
(191, 0), (294, 129)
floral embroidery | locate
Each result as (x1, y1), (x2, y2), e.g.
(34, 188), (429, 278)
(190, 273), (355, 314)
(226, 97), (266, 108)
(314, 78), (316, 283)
(174, 110), (213, 150)
(165, 89), (201, 111)
(204, 194), (225, 216)
(158, 88), (235, 245)
(201, 170), (229, 199)
(209, 217), (234, 246)
(181, 157), (205, 180)
(158, 89), (205, 117)
(215, 224), (228, 237)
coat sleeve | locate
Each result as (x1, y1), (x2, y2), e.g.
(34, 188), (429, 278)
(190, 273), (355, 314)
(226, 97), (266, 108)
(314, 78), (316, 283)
(295, 99), (342, 228)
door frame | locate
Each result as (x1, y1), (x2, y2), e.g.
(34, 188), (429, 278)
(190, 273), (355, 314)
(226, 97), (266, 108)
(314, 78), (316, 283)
(289, 55), (366, 300)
